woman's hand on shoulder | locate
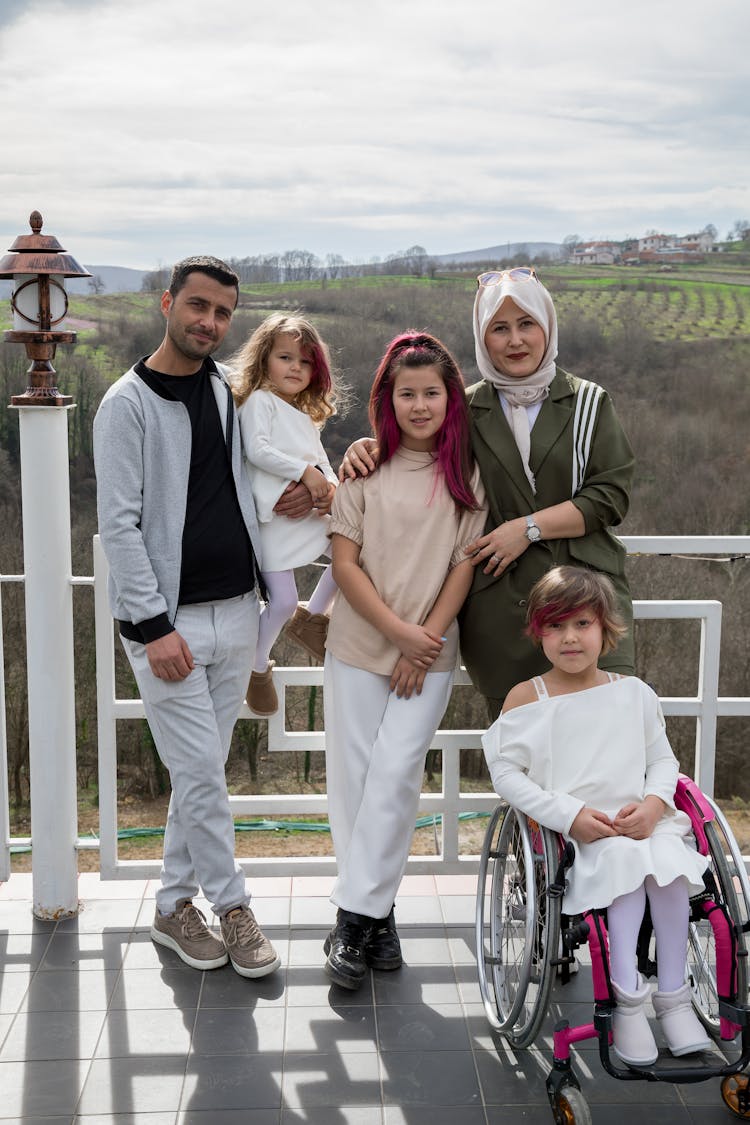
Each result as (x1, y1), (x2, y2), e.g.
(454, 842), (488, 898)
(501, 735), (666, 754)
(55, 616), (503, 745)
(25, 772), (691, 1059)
(501, 680), (538, 713)
(569, 807), (617, 843)
(464, 519), (529, 575)
(613, 796), (666, 840)
(338, 437), (379, 482)
(390, 656), (426, 699)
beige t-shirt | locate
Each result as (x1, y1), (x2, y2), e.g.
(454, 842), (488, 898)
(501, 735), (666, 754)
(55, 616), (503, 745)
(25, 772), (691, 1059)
(326, 446), (487, 675)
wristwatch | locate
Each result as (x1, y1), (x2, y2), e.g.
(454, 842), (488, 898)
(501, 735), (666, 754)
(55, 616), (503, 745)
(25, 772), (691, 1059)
(525, 515), (542, 542)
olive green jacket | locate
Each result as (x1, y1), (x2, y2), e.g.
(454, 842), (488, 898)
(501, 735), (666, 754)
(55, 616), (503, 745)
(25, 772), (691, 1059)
(458, 368), (635, 711)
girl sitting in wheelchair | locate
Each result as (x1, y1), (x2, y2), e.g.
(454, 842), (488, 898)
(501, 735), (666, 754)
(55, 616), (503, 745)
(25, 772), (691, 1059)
(482, 565), (712, 1067)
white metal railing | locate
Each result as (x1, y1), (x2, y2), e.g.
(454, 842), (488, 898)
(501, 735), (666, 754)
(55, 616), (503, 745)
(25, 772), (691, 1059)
(2, 535), (750, 879)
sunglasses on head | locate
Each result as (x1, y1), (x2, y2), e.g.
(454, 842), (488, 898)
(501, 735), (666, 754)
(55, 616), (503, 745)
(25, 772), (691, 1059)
(476, 266), (538, 288)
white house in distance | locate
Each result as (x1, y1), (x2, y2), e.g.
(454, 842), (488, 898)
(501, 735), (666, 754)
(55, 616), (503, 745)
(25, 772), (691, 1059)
(571, 241), (620, 265)
(568, 230), (716, 265)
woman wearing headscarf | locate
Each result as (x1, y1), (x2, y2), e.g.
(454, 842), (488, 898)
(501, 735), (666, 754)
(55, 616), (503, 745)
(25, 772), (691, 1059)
(459, 267), (635, 717)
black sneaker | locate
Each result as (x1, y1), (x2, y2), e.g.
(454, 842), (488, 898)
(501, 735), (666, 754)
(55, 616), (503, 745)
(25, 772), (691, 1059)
(324, 909), (370, 990)
(364, 907), (402, 971)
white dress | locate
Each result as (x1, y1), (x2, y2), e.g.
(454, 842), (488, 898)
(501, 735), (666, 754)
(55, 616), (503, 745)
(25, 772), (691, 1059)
(238, 389), (338, 571)
(482, 676), (708, 914)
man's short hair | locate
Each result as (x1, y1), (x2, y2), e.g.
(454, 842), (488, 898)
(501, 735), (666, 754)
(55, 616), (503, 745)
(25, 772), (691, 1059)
(169, 256), (240, 303)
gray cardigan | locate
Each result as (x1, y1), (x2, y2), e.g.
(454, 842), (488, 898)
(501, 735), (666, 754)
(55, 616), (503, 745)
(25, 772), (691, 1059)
(93, 359), (263, 635)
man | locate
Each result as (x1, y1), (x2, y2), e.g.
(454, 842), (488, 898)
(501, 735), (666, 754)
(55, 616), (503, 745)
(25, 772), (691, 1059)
(93, 256), (279, 978)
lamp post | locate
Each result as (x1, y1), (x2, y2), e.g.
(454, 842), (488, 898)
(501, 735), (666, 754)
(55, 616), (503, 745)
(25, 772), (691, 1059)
(0, 211), (90, 917)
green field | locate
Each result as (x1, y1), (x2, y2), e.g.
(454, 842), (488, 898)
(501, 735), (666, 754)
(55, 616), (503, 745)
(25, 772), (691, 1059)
(3, 259), (749, 345)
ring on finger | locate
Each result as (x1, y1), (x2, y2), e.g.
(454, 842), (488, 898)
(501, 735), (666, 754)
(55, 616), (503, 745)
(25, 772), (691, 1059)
(490, 553), (500, 566)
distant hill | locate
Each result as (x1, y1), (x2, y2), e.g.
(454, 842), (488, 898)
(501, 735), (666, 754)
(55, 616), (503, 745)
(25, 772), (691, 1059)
(68, 266), (146, 294)
(436, 242), (563, 264)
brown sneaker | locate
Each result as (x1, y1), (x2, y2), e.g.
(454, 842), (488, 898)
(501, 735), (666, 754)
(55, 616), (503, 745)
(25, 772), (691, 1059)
(285, 605), (329, 661)
(220, 905), (281, 978)
(247, 661), (278, 715)
(150, 900), (228, 970)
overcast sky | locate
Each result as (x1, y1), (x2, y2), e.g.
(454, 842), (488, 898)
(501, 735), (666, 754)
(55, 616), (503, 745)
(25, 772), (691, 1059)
(0, 0), (747, 269)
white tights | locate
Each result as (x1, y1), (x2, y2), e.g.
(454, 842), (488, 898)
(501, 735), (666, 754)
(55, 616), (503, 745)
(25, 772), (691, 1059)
(253, 564), (337, 673)
(607, 875), (690, 993)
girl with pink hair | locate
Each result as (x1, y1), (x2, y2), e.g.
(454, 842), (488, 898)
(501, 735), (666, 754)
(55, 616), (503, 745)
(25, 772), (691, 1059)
(322, 331), (487, 990)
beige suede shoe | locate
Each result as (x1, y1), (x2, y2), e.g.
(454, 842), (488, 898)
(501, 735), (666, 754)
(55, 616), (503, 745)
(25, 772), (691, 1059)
(285, 604), (329, 661)
(247, 661), (278, 716)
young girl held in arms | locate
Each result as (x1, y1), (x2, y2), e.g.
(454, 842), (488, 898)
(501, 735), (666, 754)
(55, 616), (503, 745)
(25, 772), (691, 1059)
(482, 566), (711, 1065)
(323, 332), (487, 989)
(233, 314), (341, 715)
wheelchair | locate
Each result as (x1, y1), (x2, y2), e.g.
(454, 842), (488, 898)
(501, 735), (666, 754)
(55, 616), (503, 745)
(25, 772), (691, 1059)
(476, 774), (750, 1123)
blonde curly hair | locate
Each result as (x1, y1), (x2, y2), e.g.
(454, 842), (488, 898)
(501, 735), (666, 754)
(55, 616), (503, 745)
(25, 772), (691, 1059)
(230, 312), (338, 426)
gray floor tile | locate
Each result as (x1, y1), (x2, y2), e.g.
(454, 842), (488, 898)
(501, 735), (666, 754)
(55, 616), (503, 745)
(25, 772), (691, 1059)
(0, 1008), (107, 1060)
(289, 897), (336, 926)
(390, 898), (443, 925)
(281, 1051), (381, 1108)
(687, 1105), (748, 1123)
(96, 1007), (196, 1058)
(191, 1006), (284, 1055)
(199, 963), (286, 1008)
(77, 1056), (187, 1115)
(0, 1057), (88, 1117)
(15, 1118), (73, 1125)
(55, 901), (143, 933)
(1, 884), (732, 1122)
(591, 1108), (692, 1124)
(182, 1053), (283, 1110)
(282, 1109), (382, 1124)
(373, 964), (460, 1006)
(0, 904), (58, 934)
(109, 968), (201, 1011)
(0, 971), (32, 1013)
(40, 930), (128, 972)
(377, 1003), (471, 1052)
(21, 969), (120, 1012)
(446, 929), (478, 966)
(438, 895), (476, 925)
(249, 897), (291, 927)
(76, 1115), (177, 1124)
(381, 1049), (482, 1106)
(473, 1045), (558, 1105)
(284, 1004), (377, 1054)
(0, 930), (52, 972)
(384, 1109), (488, 1124)
(284, 965), (374, 1007)
(181, 1112), (281, 1125)
(123, 932), (197, 971)
(284, 929), (330, 968)
(397, 932), (452, 966)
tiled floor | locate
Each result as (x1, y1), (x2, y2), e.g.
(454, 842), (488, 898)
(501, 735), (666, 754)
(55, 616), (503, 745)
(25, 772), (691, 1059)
(0, 871), (743, 1123)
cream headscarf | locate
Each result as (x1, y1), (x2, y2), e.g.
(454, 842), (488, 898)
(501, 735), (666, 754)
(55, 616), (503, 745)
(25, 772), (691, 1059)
(473, 273), (558, 493)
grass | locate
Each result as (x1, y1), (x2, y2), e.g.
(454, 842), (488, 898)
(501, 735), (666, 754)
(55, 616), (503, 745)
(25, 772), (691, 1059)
(2, 261), (749, 345)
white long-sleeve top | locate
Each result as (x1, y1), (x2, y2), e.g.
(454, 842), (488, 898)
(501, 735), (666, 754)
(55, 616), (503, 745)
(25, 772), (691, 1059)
(238, 389), (337, 571)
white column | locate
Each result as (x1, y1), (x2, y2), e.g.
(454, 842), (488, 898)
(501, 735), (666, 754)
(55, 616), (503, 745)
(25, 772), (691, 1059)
(16, 404), (79, 917)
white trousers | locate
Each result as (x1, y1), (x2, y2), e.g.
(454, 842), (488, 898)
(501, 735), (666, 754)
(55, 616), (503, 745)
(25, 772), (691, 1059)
(324, 654), (453, 919)
(122, 593), (258, 916)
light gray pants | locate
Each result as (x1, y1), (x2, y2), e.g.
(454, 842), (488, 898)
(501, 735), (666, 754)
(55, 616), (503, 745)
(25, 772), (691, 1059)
(324, 653), (453, 919)
(122, 593), (258, 916)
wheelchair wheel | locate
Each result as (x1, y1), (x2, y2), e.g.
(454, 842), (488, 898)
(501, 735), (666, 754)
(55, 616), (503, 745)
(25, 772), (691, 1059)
(687, 814), (749, 1034)
(551, 1085), (592, 1125)
(720, 1073), (750, 1118)
(476, 803), (560, 1048)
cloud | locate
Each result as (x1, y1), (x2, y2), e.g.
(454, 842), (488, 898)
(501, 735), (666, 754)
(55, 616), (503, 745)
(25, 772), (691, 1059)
(0, 0), (747, 265)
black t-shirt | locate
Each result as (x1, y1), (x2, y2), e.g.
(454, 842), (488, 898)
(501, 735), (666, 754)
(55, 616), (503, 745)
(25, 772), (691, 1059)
(139, 360), (256, 606)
